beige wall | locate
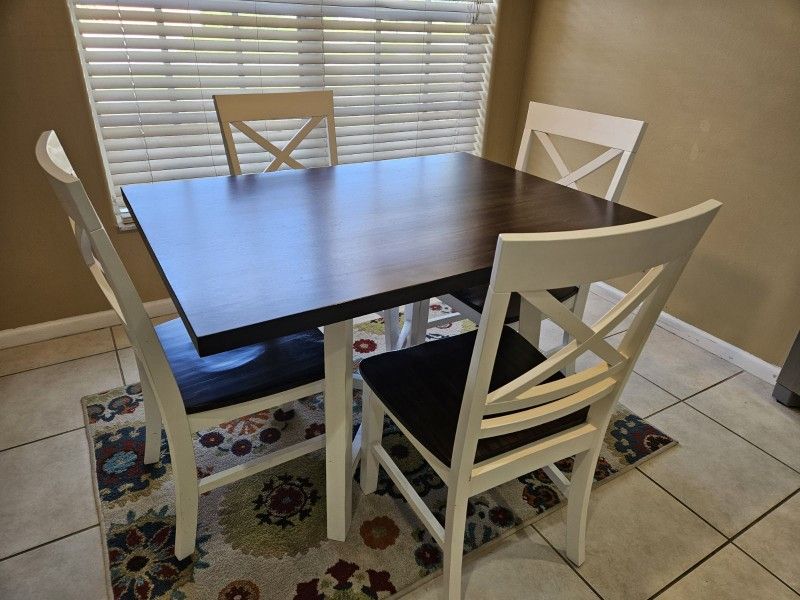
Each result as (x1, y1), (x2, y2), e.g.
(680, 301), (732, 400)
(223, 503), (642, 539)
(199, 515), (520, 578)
(485, 0), (800, 365)
(481, 1), (535, 166)
(2, 0), (798, 365)
(0, 0), (166, 331)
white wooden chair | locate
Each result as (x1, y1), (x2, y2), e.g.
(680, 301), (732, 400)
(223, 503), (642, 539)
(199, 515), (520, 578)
(358, 200), (720, 599)
(214, 90), (338, 175)
(398, 102), (647, 353)
(36, 130), (330, 560)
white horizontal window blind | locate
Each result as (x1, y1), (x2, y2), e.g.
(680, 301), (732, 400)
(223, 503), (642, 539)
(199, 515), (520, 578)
(69, 0), (497, 224)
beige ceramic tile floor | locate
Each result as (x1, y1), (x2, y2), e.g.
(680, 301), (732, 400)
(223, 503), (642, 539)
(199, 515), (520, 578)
(0, 293), (798, 600)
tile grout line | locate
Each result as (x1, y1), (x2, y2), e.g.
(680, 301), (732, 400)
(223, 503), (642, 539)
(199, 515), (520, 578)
(610, 363), (798, 598)
(530, 469), (798, 600)
(729, 488), (800, 544)
(639, 472), (800, 597)
(642, 399), (798, 543)
(629, 370), (685, 403)
(678, 370), (744, 402)
(650, 533), (800, 599)
(0, 325), (112, 351)
(733, 539), (800, 596)
(0, 347), (117, 379)
(683, 402), (800, 476)
(732, 545), (800, 598)
(111, 325), (123, 351)
(635, 467), (729, 538)
(647, 541), (729, 600)
(637, 397), (683, 420)
(0, 524), (100, 564)
(114, 346), (127, 385)
(0, 425), (87, 454)
(642, 370), (744, 420)
(526, 524), (605, 600)
(1, 323), (144, 378)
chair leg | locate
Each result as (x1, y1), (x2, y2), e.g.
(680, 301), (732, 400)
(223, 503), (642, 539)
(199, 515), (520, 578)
(359, 386), (384, 494)
(382, 307), (400, 351)
(442, 487), (469, 600)
(408, 300), (429, 346)
(172, 434), (200, 560)
(395, 303), (413, 350)
(137, 359), (162, 465)
(565, 447), (598, 566)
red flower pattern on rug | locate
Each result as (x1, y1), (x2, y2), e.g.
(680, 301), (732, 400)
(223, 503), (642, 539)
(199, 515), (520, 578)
(360, 515), (400, 550)
(353, 338), (378, 353)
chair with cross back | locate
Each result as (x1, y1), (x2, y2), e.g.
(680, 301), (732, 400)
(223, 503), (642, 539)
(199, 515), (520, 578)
(359, 199), (720, 599)
(396, 101), (647, 355)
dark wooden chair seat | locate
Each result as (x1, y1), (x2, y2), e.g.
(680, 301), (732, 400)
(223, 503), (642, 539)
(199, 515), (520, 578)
(449, 285), (580, 324)
(358, 327), (588, 466)
(156, 319), (325, 414)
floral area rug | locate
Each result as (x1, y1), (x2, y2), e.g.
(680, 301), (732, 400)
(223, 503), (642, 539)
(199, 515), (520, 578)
(83, 304), (676, 600)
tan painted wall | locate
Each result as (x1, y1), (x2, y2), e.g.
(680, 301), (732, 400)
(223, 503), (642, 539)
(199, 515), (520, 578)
(481, 1), (535, 166)
(0, 0), (166, 331)
(485, 0), (800, 365)
(2, 0), (797, 366)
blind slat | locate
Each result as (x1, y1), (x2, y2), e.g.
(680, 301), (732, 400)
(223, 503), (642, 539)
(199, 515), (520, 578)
(94, 91), (483, 116)
(92, 81), (483, 101)
(106, 124), (478, 161)
(81, 0), (494, 18)
(84, 42), (486, 56)
(81, 31), (489, 46)
(73, 7), (491, 33)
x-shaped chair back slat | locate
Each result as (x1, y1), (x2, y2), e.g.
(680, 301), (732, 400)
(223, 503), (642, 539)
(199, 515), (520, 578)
(516, 102), (646, 202)
(214, 91), (337, 175)
(483, 265), (664, 419)
(450, 200), (721, 469)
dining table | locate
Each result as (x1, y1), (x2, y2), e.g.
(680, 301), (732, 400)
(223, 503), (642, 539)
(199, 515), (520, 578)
(122, 151), (652, 541)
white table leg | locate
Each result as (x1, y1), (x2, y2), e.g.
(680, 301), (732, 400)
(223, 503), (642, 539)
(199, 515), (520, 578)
(324, 319), (354, 541)
(394, 303), (413, 350)
(382, 307), (401, 351)
(408, 300), (429, 346)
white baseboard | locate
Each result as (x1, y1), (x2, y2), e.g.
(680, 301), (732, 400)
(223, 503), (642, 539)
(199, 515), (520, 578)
(592, 283), (780, 384)
(0, 299), (176, 350)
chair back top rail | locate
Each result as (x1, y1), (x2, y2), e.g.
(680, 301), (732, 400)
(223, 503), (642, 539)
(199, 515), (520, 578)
(515, 101), (646, 202)
(214, 90), (337, 175)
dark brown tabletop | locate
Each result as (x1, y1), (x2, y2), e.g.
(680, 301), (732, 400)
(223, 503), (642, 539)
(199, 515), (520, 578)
(123, 152), (652, 356)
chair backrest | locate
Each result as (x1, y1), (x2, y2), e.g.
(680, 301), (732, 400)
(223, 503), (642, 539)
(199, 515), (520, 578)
(214, 90), (338, 176)
(35, 131), (186, 422)
(515, 101), (646, 202)
(453, 200), (721, 472)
